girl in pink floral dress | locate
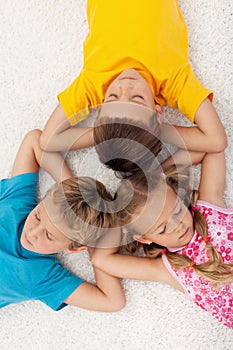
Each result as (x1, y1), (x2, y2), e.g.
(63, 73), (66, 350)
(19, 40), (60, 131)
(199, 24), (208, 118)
(92, 151), (233, 329)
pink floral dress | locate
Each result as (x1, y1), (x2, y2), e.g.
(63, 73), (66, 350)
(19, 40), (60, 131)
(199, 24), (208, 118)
(162, 200), (233, 329)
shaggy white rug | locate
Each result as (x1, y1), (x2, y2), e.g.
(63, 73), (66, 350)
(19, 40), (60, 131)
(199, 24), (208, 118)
(0, 1), (233, 349)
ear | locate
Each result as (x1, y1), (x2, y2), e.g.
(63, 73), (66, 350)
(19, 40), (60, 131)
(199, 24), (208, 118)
(133, 235), (152, 245)
(64, 246), (87, 255)
(154, 104), (162, 124)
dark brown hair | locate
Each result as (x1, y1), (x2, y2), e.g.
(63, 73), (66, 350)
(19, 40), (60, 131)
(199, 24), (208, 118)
(93, 115), (162, 178)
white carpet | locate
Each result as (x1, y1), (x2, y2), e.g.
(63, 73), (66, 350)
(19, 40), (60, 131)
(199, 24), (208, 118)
(0, 1), (233, 349)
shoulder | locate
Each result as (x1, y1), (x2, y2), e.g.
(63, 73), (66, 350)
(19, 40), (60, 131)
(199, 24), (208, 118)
(0, 173), (38, 201)
(29, 256), (84, 308)
(157, 256), (185, 293)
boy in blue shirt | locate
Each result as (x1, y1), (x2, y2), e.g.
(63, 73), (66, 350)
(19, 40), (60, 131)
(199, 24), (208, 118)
(0, 129), (125, 312)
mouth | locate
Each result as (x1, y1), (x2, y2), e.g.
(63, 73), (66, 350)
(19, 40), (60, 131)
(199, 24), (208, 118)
(24, 232), (33, 246)
(179, 228), (189, 240)
(120, 77), (137, 80)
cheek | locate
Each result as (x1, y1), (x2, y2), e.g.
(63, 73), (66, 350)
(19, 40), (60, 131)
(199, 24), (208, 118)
(24, 213), (34, 229)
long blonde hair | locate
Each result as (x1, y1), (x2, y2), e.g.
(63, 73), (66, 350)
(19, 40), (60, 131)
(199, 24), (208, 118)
(120, 167), (233, 286)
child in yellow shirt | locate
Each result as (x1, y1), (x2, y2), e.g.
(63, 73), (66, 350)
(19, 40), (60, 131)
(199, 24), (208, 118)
(40, 0), (227, 173)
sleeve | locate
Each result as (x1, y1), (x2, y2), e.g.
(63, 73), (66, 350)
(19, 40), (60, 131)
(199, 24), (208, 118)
(57, 72), (90, 126)
(0, 173), (38, 205)
(161, 63), (213, 122)
(30, 258), (84, 311)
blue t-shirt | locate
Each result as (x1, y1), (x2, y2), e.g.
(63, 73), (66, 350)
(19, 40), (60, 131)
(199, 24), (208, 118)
(0, 173), (84, 311)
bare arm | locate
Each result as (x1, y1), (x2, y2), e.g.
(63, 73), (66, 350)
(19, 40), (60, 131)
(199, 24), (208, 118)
(161, 149), (205, 171)
(40, 104), (94, 152)
(64, 247), (126, 312)
(11, 129), (72, 181)
(160, 98), (227, 152)
(91, 230), (183, 293)
(198, 151), (226, 207)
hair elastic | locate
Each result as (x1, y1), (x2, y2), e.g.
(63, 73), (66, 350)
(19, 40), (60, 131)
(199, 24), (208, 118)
(160, 172), (166, 180)
(162, 248), (167, 254)
(203, 236), (209, 243)
(189, 261), (195, 268)
(192, 206), (197, 211)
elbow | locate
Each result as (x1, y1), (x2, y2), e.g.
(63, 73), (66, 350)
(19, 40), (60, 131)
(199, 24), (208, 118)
(91, 253), (102, 270)
(108, 294), (126, 312)
(39, 131), (54, 151)
(213, 134), (228, 152)
(113, 297), (126, 312)
(39, 131), (48, 151)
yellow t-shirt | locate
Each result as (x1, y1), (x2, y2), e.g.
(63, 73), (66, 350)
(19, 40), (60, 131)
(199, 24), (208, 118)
(58, 0), (213, 126)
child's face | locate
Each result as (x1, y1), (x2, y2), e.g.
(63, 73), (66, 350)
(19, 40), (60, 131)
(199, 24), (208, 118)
(131, 185), (194, 249)
(21, 201), (73, 255)
(104, 69), (158, 111)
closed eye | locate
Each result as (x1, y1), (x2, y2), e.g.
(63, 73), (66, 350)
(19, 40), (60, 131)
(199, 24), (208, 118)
(132, 95), (145, 100)
(35, 212), (40, 221)
(46, 232), (53, 241)
(158, 226), (166, 235)
(174, 206), (183, 217)
(106, 94), (118, 100)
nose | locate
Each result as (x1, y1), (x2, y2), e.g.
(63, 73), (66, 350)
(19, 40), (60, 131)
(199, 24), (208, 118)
(28, 224), (43, 241)
(115, 81), (134, 100)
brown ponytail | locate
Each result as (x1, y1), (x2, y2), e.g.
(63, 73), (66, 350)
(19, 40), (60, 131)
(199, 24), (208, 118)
(93, 115), (162, 178)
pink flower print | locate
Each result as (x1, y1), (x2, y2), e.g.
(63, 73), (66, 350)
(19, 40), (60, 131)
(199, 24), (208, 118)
(185, 279), (193, 287)
(211, 226), (227, 243)
(214, 295), (226, 308)
(222, 284), (233, 298)
(194, 279), (201, 288)
(217, 212), (228, 225)
(221, 307), (231, 319)
(184, 268), (193, 279)
(212, 305), (221, 317)
(205, 296), (214, 305)
(202, 278), (209, 286)
(186, 242), (199, 259)
(201, 207), (213, 218)
(194, 294), (202, 302)
(228, 299), (233, 307)
(227, 232), (233, 241)
(219, 246), (231, 261)
(199, 285), (210, 296)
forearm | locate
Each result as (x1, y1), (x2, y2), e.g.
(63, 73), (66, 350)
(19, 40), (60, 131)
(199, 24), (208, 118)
(65, 252), (125, 312)
(37, 150), (72, 182)
(41, 127), (94, 152)
(160, 124), (225, 152)
(161, 149), (205, 171)
(198, 151), (226, 207)
(40, 103), (94, 152)
(92, 265), (126, 312)
(161, 99), (227, 152)
(33, 136), (72, 181)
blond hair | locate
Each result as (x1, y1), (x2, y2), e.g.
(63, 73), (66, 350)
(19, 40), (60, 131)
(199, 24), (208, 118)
(120, 167), (233, 286)
(45, 177), (118, 249)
